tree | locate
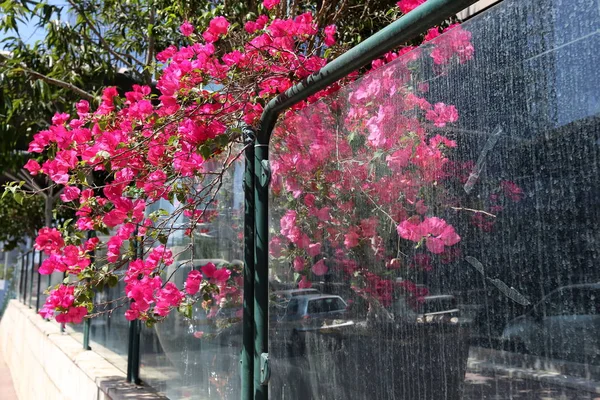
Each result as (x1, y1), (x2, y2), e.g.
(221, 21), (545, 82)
(5, 0), (481, 326)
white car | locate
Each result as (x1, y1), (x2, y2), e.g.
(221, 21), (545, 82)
(501, 283), (600, 362)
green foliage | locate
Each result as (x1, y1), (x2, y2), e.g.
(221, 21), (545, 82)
(0, 192), (44, 250)
(0, 265), (14, 280)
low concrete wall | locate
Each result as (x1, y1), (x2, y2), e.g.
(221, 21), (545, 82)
(0, 300), (166, 400)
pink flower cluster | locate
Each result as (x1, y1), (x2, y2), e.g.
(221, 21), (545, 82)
(39, 285), (87, 324)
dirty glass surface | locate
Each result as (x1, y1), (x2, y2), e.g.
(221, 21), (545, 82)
(87, 242), (130, 372)
(268, 0), (600, 399)
(140, 160), (244, 399)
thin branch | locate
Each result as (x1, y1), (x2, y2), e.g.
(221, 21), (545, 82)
(67, 0), (143, 75)
(0, 53), (95, 101)
(17, 170), (45, 194)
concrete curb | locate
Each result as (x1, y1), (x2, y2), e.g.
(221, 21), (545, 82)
(468, 347), (600, 394)
(0, 300), (168, 400)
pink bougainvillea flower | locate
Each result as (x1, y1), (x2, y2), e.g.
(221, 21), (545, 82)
(180, 21), (194, 36)
(203, 16), (230, 42)
(396, 0), (426, 14)
(185, 270), (203, 295)
(60, 186), (81, 202)
(35, 227), (65, 255)
(263, 0), (280, 10)
(324, 25), (337, 46)
(24, 159), (41, 175)
(193, 331), (205, 339)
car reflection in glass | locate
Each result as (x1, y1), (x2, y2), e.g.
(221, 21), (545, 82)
(272, 294), (349, 356)
(502, 283), (600, 363)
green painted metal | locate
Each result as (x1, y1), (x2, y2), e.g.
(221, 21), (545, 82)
(253, 143), (269, 400)
(83, 231), (96, 350)
(21, 252), (28, 303)
(251, 0), (481, 398)
(242, 127), (256, 400)
(18, 253), (25, 302)
(35, 250), (42, 313)
(127, 233), (141, 384)
(28, 250), (35, 307)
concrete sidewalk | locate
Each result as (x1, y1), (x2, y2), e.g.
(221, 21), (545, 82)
(0, 346), (18, 399)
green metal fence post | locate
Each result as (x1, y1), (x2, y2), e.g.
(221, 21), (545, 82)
(28, 250), (35, 307)
(127, 231), (141, 384)
(35, 250), (43, 313)
(242, 127), (256, 400)
(253, 143), (269, 400)
(22, 252), (29, 304)
(18, 253), (25, 301)
(83, 231), (96, 350)
(252, 1), (481, 398)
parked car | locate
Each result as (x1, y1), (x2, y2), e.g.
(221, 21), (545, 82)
(273, 294), (348, 356)
(392, 294), (460, 323)
(501, 283), (600, 362)
(280, 294), (347, 323)
(270, 289), (321, 322)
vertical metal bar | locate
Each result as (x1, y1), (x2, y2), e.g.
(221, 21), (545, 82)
(35, 251), (43, 312)
(22, 252), (29, 303)
(83, 231), (96, 350)
(241, 128), (256, 400)
(60, 271), (66, 333)
(18, 253), (25, 301)
(127, 231), (141, 384)
(253, 143), (269, 400)
(28, 250), (35, 307)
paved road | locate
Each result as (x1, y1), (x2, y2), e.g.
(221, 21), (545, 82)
(463, 370), (600, 400)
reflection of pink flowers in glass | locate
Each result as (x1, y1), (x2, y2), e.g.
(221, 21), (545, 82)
(307, 243), (321, 257)
(425, 103), (459, 128)
(430, 24), (474, 65)
(311, 259), (328, 276)
(471, 213), (495, 232)
(501, 180), (524, 202)
(193, 331), (204, 339)
(293, 257), (305, 272)
(412, 254), (433, 271)
(440, 247), (462, 264)
(397, 217), (461, 254)
(344, 229), (360, 249)
(201, 263), (231, 284)
(298, 276), (312, 288)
